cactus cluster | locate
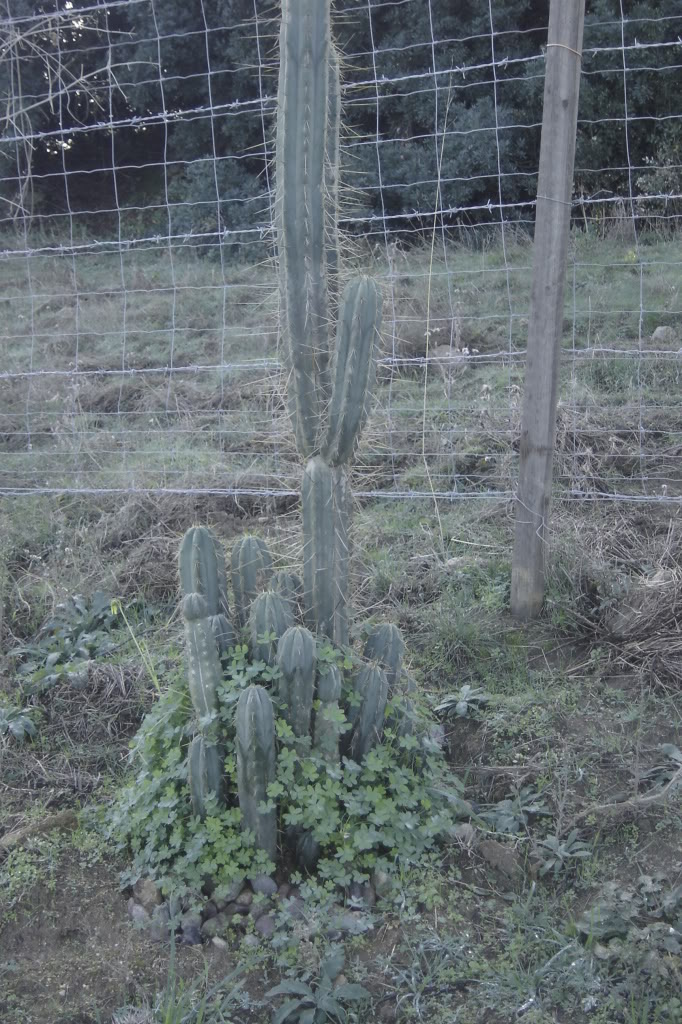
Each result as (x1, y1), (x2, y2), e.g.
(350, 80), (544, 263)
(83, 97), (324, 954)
(178, 525), (413, 869)
(174, 0), (412, 874)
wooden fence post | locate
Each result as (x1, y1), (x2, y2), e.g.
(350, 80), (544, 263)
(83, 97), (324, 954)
(510, 0), (586, 620)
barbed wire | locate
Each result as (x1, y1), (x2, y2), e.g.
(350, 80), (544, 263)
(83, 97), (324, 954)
(0, 0), (680, 506)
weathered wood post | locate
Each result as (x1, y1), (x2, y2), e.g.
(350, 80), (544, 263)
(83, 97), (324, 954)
(511, 0), (586, 620)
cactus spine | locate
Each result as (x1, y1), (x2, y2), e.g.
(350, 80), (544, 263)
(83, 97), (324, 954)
(236, 685), (277, 862)
(277, 0), (382, 647)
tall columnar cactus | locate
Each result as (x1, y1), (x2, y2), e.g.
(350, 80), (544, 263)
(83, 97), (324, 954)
(236, 685), (277, 863)
(277, 0), (382, 648)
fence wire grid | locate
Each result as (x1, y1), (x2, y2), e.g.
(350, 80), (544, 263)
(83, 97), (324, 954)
(1, 0), (681, 508)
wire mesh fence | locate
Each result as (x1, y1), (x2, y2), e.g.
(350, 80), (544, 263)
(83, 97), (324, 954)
(1, 0), (680, 506)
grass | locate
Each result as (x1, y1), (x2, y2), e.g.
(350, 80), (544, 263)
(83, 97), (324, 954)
(0, 227), (681, 1023)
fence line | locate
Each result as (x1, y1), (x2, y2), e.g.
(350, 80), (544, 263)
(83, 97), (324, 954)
(0, 0), (680, 506)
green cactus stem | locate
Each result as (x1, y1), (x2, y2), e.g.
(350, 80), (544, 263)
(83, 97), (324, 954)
(363, 622), (405, 690)
(272, 570), (303, 618)
(277, 625), (317, 741)
(231, 535), (273, 628)
(236, 685), (277, 863)
(302, 457), (350, 647)
(188, 734), (224, 820)
(276, 0), (335, 455)
(249, 591), (293, 667)
(313, 662), (343, 761)
(179, 525), (230, 619)
(322, 276), (382, 467)
(210, 613), (236, 658)
(347, 662), (389, 763)
(181, 593), (221, 724)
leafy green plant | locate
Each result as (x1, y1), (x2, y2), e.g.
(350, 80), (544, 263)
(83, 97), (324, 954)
(480, 786), (551, 835)
(434, 684), (490, 719)
(265, 948), (370, 1024)
(0, 704), (37, 742)
(10, 590), (120, 694)
(534, 829), (592, 878)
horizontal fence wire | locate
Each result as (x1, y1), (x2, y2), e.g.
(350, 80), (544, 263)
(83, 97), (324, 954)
(0, 0), (680, 507)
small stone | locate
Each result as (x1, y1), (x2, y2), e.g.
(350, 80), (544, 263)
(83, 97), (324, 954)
(180, 923), (203, 946)
(127, 899), (150, 927)
(229, 900), (251, 917)
(150, 903), (171, 943)
(478, 839), (524, 883)
(348, 882), (376, 909)
(181, 912), (202, 932)
(243, 934), (261, 949)
(236, 890), (253, 908)
(277, 883), (291, 900)
(133, 879), (162, 913)
(449, 823), (476, 847)
(201, 918), (220, 940)
(251, 875), (278, 897)
(226, 878), (246, 901)
(333, 974), (347, 989)
(338, 913), (366, 934)
(249, 898), (273, 922)
(651, 325), (677, 346)
(212, 936), (228, 949)
(371, 870), (392, 899)
(254, 914), (276, 939)
(378, 1001), (398, 1022)
(202, 901), (218, 922)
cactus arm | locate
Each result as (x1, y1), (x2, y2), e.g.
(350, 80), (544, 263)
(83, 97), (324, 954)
(313, 662), (343, 761)
(188, 734), (224, 820)
(179, 526), (230, 620)
(182, 593), (221, 723)
(347, 663), (389, 762)
(363, 622), (405, 691)
(236, 685), (277, 862)
(231, 536), (274, 628)
(302, 457), (350, 646)
(249, 591), (294, 667)
(322, 276), (382, 467)
(277, 626), (317, 741)
(277, 0), (333, 454)
(210, 613), (236, 658)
